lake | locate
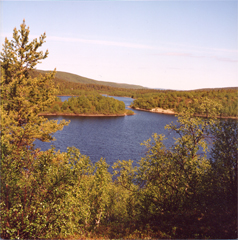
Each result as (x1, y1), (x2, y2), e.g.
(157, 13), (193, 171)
(35, 96), (178, 167)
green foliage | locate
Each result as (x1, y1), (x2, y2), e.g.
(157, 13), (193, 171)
(0, 20), (68, 151)
(43, 93), (128, 115)
(0, 21), (69, 238)
(1, 144), (117, 239)
(1, 21), (48, 83)
(1, 147), (78, 238)
(1, 22), (237, 239)
(131, 89), (238, 118)
(210, 119), (237, 204)
(137, 107), (215, 213)
(113, 99), (237, 239)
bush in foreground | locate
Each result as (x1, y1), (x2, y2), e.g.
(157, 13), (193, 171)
(1, 21), (237, 239)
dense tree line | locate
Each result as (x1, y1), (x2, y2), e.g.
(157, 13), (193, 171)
(42, 94), (134, 115)
(1, 22), (237, 239)
(131, 89), (238, 118)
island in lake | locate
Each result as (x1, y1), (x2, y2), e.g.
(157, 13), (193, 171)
(40, 94), (135, 117)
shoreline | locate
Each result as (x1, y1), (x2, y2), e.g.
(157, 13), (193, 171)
(39, 112), (134, 117)
(132, 107), (176, 115)
(55, 96), (237, 119)
(131, 107), (238, 119)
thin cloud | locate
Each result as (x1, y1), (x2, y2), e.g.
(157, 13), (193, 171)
(155, 51), (238, 63)
(0, 32), (156, 50)
(212, 56), (238, 63)
(1, 33), (237, 63)
(47, 36), (238, 62)
(47, 36), (156, 50)
(161, 41), (238, 54)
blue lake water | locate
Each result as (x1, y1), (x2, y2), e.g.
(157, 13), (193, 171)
(35, 96), (178, 167)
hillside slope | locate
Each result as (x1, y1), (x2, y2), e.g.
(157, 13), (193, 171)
(36, 69), (146, 89)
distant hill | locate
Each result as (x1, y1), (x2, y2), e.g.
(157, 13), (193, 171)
(36, 70), (147, 89)
(154, 87), (238, 91)
(192, 87), (238, 91)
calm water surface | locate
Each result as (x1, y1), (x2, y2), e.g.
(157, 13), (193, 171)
(35, 96), (178, 166)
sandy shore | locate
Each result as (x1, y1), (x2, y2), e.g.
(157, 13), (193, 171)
(132, 107), (238, 119)
(132, 107), (177, 115)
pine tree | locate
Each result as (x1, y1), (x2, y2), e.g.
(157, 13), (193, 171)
(0, 20), (69, 154)
(0, 21), (70, 238)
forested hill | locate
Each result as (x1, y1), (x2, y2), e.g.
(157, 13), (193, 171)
(29, 69), (155, 96)
(29, 69), (238, 118)
(35, 69), (147, 89)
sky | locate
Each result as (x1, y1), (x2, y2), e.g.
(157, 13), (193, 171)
(0, 0), (237, 90)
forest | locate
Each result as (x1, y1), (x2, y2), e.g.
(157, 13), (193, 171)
(41, 94), (134, 116)
(0, 22), (237, 239)
(130, 89), (238, 118)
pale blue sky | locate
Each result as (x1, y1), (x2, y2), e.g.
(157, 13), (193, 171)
(1, 0), (237, 90)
